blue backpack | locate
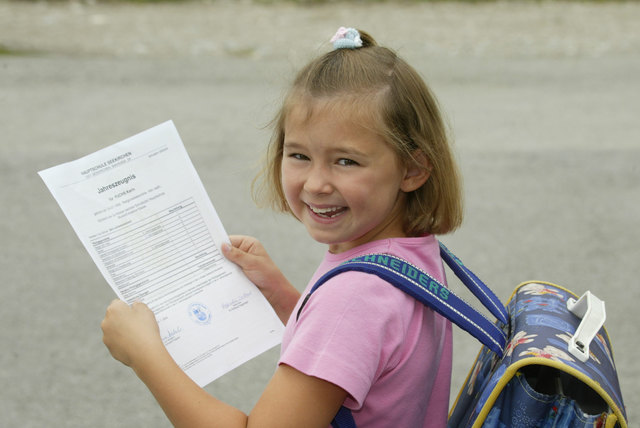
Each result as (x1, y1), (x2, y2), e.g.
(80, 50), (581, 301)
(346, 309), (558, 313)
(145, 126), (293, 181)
(297, 242), (627, 428)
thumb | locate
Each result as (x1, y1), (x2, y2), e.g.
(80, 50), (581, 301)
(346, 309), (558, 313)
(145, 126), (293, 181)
(221, 242), (250, 267)
(221, 242), (235, 258)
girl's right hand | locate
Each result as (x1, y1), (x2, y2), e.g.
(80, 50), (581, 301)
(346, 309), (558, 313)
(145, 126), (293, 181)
(101, 300), (166, 370)
(221, 235), (300, 323)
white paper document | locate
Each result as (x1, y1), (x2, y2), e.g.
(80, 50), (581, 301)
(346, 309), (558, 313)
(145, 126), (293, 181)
(39, 121), (284, 387)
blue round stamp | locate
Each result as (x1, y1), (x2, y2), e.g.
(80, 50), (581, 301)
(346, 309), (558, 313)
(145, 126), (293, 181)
(188, 302), (212, 325)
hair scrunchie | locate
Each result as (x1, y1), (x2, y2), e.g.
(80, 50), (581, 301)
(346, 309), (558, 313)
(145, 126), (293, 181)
(330, 27), (363, 50)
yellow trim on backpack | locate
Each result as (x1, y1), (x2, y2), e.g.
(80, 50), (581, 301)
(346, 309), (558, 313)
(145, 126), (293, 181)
(605, 413), (620, 428)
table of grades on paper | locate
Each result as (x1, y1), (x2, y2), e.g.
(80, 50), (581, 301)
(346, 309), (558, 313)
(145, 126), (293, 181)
(90, 198), (228, 313)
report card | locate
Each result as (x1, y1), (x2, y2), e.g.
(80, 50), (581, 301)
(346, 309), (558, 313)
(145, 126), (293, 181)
(38, 121), (284, 387)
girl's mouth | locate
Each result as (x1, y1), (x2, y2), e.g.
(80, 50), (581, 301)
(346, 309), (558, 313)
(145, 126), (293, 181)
(307, 205), (347, 219)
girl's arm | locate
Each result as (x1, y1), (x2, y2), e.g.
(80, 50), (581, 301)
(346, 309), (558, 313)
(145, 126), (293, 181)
(101, 300), (347, 428)
(222, 235), (301, 323)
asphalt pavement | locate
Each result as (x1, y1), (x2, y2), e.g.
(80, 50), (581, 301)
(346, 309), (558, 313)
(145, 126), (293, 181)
(1, 1), (638, 426)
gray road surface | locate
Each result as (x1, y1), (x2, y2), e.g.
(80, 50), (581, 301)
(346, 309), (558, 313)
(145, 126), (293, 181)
(1, 1), (638, 426)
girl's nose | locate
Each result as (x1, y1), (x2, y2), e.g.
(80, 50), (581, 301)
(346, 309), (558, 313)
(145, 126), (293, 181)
(303, 165), (333, 195)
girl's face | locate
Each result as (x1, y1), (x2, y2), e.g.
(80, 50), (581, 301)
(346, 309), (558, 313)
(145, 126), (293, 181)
(281, 102), (415, 253)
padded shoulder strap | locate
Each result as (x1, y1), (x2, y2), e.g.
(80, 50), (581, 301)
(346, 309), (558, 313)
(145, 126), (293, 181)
(297, 243), (507, 357)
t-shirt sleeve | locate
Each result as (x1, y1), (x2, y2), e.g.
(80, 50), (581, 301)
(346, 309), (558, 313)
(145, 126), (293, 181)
(278, 271), (412, 408)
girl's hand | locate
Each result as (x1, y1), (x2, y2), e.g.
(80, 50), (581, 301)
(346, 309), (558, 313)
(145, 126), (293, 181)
(221, 235), (282, 293)
(222, 235), (300, 323)
(101, 300), (165, 369)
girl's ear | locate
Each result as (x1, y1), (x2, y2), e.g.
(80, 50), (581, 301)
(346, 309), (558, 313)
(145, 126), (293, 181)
(400, 150), (431, 192)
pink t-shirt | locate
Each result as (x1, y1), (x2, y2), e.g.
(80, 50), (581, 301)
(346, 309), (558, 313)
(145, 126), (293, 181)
(279, 235), (452, 427)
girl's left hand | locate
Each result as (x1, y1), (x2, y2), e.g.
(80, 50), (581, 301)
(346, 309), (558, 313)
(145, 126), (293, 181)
(222, 235), (300, 323)
(101, 300), (165, 369)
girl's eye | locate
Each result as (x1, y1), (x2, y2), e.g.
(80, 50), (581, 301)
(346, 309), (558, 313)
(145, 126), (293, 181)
(289, 153), (309, 161)
(337, 158), (359, 167)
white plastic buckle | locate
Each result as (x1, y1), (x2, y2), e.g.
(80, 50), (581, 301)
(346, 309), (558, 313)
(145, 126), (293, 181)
(566, 291), (606, 362)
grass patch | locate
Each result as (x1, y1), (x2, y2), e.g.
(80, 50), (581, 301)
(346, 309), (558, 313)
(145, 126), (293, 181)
(0, 44), (36, 56)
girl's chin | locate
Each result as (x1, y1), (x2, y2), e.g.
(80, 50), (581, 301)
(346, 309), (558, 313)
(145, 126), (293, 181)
(304, 229), (365, 253)
(305, 229), (347, 247)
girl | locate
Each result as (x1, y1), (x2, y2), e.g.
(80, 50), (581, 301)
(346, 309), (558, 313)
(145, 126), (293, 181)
(101, 27), (463, 427)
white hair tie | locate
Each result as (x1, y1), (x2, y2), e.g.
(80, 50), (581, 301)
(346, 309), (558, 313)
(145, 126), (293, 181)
(330, 27), (363, 50)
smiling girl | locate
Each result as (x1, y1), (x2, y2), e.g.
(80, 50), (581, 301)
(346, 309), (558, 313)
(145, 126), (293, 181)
(101, 27), (463, 427)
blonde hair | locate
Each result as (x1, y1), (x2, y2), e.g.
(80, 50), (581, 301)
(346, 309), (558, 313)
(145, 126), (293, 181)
(254, 29), (463, 235)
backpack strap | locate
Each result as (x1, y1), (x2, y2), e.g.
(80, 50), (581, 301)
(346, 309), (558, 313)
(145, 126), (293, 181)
(296, 241), (507, 356)
(439, 242), (508, 325)
(331, 406), (357, 428)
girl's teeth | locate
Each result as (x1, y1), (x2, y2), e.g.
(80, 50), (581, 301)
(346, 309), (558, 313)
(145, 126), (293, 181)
(310, 206), (343, 217)
(313, 207), (338, 214)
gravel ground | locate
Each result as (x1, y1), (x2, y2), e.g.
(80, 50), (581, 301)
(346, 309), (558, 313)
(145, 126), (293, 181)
(1, 1), (638, 426)
(2, 0), (640, 60)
